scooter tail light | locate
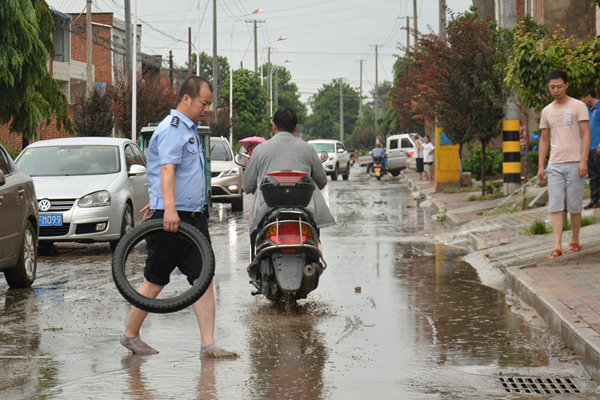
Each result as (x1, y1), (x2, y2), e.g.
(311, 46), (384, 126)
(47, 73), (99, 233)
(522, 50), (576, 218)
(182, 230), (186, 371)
(266, 223), (312, 245)
(266, 170), (308, 184)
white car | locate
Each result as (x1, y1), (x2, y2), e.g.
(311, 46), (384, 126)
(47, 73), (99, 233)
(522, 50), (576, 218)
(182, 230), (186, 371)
(308, 139), (351, 181)
(15, 137), (149, 251)
(385, 133), (422, 176)
(209, 136), (243, 211)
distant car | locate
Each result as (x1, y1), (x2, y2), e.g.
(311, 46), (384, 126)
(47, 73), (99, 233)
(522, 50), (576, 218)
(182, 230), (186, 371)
(0, 142), (38, 288)
(15, 137), (149, 251)
(308, 139), (351, 180)
(385, 133), (422, 176)
(210, 136), (243, 211)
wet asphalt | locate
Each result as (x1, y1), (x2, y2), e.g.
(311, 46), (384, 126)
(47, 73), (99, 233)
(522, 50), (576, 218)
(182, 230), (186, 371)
(1, 164), (600, 399)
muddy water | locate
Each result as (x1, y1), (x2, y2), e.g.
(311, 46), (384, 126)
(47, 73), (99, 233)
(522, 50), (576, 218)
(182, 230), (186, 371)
(1, 166), (598, 399)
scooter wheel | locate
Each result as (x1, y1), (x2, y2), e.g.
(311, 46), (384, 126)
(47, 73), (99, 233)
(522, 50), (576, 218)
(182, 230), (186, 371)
(112, 219), (215, 314)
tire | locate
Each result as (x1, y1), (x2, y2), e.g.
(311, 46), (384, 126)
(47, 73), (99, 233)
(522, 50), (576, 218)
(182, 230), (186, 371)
(331, 164), (339, 181)
(110, 203), (134, 252)
(342, 163), (350, 180)
(231, 196), (243, 212)
(367, 163), (374, 177)
(376, 175), (382, 181)
(5, 221), (37, 288)
(112, 219), (215, 314)
(391, 169), (400, 177)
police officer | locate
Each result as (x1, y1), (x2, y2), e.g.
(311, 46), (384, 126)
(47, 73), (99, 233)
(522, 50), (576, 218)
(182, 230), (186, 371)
(120, 76), (236, 358)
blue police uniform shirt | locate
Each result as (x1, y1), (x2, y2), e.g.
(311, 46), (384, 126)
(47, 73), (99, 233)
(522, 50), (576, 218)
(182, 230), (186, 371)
(589, 101), (600, 150)
(147, 110), (205, 212)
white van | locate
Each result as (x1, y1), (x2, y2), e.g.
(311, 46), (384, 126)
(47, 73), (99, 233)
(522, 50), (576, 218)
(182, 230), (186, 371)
(385, 133), (422, 176)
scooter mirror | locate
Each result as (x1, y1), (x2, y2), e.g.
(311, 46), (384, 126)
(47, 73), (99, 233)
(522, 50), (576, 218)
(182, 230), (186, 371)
(319, 151), (328, 163)
(235, 153), (250, 167)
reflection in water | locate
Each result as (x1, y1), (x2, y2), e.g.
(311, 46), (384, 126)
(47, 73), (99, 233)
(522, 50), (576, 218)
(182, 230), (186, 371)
(227, 218), (238, 266)
(395, 243), (549, 368)
(245, 304), (328, 400)
(121, 355), (155, 400)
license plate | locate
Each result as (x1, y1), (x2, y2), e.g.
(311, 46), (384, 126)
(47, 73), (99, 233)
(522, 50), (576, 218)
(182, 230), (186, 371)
(39, 214), (63, 226)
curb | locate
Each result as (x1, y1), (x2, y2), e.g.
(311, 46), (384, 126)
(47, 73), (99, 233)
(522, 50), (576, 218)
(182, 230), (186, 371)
(506, 266), (600, 383)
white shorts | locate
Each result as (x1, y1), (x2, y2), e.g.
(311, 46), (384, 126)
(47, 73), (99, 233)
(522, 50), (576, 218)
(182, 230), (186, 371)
(424, 162), (433, 173)
(547, 162), (585, 214)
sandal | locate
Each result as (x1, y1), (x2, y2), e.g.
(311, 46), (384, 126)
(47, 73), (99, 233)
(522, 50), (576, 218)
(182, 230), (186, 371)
(547, 249), (563, 259)
(566, 243), (582, 254)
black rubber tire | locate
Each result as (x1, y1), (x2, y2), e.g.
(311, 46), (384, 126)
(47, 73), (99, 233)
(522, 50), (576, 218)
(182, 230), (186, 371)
(331, 164), (339, 181)
(391, 169), (400, 177)
(367, 163), (374, 177)
(5, 221), (37, 288)
(110, 203), (134, 252)
(231, 196), (243, 212)
(112, 219), (215, 314)
(203, 195), (212, 219)
(342, 163), (350, 180)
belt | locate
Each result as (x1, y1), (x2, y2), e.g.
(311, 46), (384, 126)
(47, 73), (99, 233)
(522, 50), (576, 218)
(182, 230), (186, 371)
(150, 210), (201, 218)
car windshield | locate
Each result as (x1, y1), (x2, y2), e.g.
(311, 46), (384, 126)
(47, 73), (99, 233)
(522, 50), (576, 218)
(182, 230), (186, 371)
(210, 141), (232, 161)
(16, 145), (120, 176)
(311, 143), (335, 153)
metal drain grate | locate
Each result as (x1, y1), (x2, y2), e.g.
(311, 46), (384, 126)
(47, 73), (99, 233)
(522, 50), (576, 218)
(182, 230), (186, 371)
(499, 376), (580, 394)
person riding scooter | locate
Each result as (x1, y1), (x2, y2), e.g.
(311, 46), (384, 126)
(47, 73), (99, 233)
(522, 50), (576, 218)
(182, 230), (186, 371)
(371, 142), (386, 165)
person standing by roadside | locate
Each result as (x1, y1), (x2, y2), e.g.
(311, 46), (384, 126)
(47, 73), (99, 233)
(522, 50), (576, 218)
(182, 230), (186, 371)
(581, 89), (600, 209)
(120, 76), (236, 358)
(413, 134), (424, 181)
(537, 70), (591, 259)
(422, 135), (435, 184)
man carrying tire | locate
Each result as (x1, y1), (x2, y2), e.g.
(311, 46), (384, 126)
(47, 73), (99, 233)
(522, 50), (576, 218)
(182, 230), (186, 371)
(120, 76), (236, 358)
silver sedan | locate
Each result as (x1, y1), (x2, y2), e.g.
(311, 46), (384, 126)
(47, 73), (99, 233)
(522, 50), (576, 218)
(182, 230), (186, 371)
(15, 137), (148, 251)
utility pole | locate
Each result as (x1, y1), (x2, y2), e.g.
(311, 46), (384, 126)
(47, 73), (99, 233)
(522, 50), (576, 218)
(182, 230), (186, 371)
(268, 47), (272, 116)
(359, 60), (363, 117)
(274, 67), (279, 109)
(169, 50), (173, 87)
(375, 45), (379, 142)
(125, 0), (132, 84)
(197, 0), (200, 76)
(340, 78), (344, 143)
(246, 20), (265, 72)
(413, 0), (418, 45)
(439, 0), (446, 42)
(86, 0), (93, 93)
(132, 0), (137, 142)
(406, 16), (410, 49)
(212, 0), (218, 114)
(188, 27), (192, 77)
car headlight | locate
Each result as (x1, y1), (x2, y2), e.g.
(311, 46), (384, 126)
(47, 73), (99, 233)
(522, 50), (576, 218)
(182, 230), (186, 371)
(78, 190), (111, 207)
(222, 168), (240, 177)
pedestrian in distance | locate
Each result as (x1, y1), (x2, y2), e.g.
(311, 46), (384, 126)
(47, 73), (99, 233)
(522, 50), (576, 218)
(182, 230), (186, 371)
(120, 76), (237, 358)
(537, 70), (591, 259)
(581, 89), (600, 209)
(423, 135), (435, 184)
(413, 134), (424, 181)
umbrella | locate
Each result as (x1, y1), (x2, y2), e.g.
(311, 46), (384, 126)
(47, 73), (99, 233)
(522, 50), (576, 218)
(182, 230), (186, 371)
(239, 136), (266, 150)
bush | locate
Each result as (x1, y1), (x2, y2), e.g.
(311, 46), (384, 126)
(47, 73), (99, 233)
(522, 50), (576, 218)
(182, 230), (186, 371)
(0, 141), (20, 160)
(581, 215), (597, 227)
(484, 203), (518, 216)
(521, 220), (551, 235)
(462, 145), (503, 181)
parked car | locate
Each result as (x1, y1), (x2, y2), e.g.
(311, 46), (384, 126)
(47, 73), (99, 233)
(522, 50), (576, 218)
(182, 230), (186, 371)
(210, 136), (243, 211)
(0, 142), (38, 288)
(15, 137), (148, 251)
(308, 139), (351, 180)
(385, 133), (422, 176)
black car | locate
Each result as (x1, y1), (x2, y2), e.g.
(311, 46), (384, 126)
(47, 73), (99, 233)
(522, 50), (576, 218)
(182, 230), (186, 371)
(0, 143), (38, 288)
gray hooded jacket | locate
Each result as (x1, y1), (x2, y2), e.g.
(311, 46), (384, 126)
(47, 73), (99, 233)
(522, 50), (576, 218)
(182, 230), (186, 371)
(242, 132), (336, 234)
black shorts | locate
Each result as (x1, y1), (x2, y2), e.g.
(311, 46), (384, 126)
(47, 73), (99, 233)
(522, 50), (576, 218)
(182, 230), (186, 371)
(416, 158), (424, 173)
(144, 209), (212, 286)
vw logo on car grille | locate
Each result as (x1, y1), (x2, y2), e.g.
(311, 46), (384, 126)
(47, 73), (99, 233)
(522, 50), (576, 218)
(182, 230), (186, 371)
(38, 199), (52, 212)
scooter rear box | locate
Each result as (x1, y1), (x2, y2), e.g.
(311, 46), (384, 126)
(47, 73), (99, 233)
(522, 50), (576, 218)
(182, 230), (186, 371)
(260, 174), (314, 207)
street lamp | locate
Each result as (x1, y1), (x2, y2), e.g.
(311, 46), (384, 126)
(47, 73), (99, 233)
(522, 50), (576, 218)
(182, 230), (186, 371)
(268, 58), (292, 116)
(229, 8), (264, 146)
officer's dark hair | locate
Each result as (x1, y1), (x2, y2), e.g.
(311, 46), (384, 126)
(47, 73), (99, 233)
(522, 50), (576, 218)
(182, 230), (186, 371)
(585, 89), (598, 99)
(178, 76), (213, 103)
(547, 70), (568, 84)
(273, 107), (298, 133)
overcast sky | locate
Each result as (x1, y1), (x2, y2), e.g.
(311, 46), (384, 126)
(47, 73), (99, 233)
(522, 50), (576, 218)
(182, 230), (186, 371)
(47, 0), (474, 105)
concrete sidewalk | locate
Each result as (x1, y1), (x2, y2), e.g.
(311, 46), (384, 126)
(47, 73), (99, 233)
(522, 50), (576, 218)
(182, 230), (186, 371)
(401, 169), (600, 382)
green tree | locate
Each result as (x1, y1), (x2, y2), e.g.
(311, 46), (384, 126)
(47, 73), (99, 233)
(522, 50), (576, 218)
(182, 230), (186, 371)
(221, 69), (269, 142)
(187, 52), (230, 88)
(260, 64), (307, 124)
(305, 79), (360, 140)
(0, 0), (74, 145)
(74, 88), (113, 137)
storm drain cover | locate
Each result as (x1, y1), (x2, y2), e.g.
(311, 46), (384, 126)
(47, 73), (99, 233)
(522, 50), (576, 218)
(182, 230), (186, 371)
(499, 376), (580, 394)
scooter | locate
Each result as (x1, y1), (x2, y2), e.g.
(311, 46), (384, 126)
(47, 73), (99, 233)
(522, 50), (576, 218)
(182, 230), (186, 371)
(235, 153), (328, 311)
(372, 155), (386, 181)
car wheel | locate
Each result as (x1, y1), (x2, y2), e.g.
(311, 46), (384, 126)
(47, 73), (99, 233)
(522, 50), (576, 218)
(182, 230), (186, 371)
(231, 196), (243, 212)
(331, 164), (339, 181)
(391, 169), (400, 177)
(110, 203), (134, 252)
(5, 221), (37, 288)
(342, 163), (350, 180)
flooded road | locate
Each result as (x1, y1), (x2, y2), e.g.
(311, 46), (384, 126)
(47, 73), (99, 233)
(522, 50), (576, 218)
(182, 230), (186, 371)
(1, 165), (599, 399)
